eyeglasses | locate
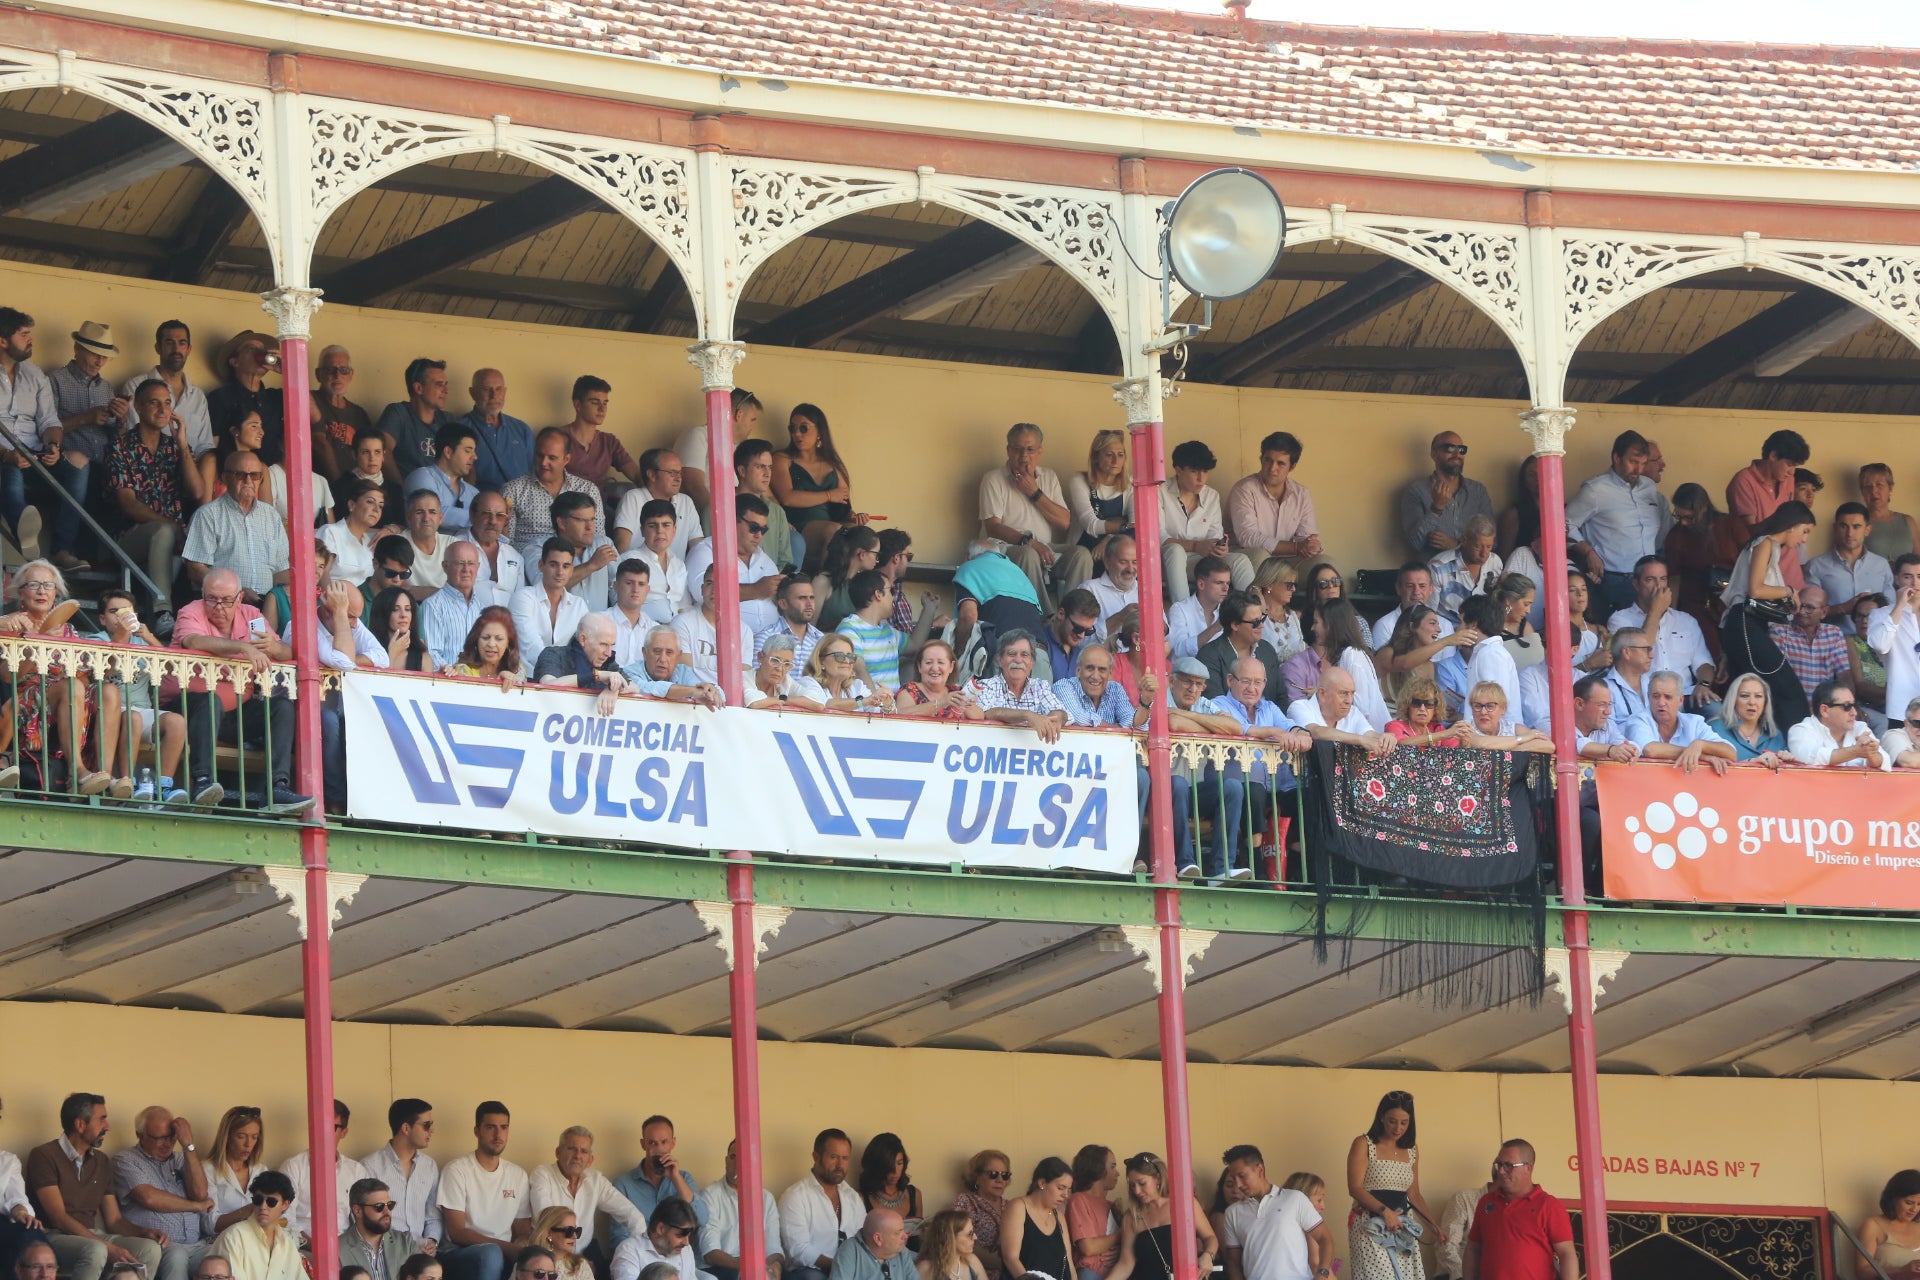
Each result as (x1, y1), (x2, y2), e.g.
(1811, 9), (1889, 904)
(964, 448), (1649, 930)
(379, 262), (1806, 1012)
(1437, 444), (1469, 456)
(743, 521), (769, 535)
(381, 566), (413, 580)
(1491, 1161), (1532, 1173)
(234, 1107), (262, 1118)
(204, 593), (241, 607)
(251, 1194), (287, 1208)
(1314, 576), (1342, 589)
(667, 1227), (694, 1241)
(1469, 701), (1504, 712)
(523, 1270), (559, 1279)
(825, 651), (854, 663)
(554, 1226), (583, 1239)
(19, 579), (57, 591)
(320, 364), (354, 376)
(1066, 620), (1097, 639)
(228, 470), (264, 482)
(983, 1170), (1013, 1181)
(359, 1202), (398, 1213)
(1824, 700), (1859, 711)
(1407, 698), (1436, 708)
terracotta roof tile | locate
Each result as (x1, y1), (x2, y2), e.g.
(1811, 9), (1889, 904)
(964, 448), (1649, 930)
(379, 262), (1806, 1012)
(278, 0), (1920, 170)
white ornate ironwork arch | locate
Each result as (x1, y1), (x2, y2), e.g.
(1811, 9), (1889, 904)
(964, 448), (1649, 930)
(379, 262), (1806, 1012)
(0, 47), (279, 276)
(726, 158), (1127, 344)
(299, 99), (699, 319)
(1557, 232), (1920, 400)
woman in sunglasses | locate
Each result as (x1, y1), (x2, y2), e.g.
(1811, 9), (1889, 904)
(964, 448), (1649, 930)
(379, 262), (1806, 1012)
(532, 1207), (592, 1280)
(210, 1170), (301, 1280)
(1384, 676), (1460, 748)
(950, 1151), (1014, 1279)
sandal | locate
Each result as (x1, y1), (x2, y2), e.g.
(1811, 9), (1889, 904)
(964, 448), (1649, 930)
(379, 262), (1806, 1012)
(0, 754), (16, 789)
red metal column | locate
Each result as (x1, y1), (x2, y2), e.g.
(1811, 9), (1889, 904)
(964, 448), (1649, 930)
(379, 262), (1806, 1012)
(276, 325), (340, 1280)
(1531, 417), (1613, 1280)
(1129, 410), (1197, 1280)
(702, 372), (765, 1280)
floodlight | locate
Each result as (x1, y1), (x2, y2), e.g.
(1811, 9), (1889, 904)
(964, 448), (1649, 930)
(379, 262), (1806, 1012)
(1161, 167), (1285, 302)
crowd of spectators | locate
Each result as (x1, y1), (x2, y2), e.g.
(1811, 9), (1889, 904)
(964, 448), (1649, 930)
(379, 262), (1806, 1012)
(0, 1091), (1578, 1280)
(3, 307), (1919, 863)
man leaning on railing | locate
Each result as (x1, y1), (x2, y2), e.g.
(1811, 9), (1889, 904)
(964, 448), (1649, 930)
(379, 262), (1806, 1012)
(168, 567), (312, 815)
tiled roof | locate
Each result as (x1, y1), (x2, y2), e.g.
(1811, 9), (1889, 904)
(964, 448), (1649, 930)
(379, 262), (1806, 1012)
(280, 0), (1920, 171)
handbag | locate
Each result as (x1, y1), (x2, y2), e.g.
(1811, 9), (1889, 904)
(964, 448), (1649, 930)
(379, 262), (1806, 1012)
(1739, 597), (1794, 625)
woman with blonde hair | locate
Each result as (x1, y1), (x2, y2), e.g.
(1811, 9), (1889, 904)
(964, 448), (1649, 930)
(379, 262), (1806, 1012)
(1104, 1153), (1216, 1280)
(1065, 430), (1134, 570)
(208, 1105), (267, 1231)
(918, 1210), (989, 1280)
(1253, 559), (1304, 662)
(802, 632), (893, 713)
(530, 1206), (592, 1280)
(951, 1150), (1015, 1279)
(1384, 675), (1459, 747)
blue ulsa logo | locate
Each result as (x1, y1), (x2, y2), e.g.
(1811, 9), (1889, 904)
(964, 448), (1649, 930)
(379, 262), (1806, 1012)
(774, 731), (1111, 848)
(374, 695), (536, 808)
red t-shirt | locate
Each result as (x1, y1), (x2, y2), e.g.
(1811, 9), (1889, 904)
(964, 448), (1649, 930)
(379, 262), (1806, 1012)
(1466, 1185), (1573, 1280)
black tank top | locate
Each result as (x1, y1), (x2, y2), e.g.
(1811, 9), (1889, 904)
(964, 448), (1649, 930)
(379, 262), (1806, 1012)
(1019, 1207), (1070, 1280)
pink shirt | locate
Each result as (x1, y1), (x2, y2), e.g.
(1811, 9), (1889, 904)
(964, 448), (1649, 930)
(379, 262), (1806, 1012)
(1227, 474), (1316, 557)
(171, 599), (269, 708)
(1726, 461), (1803, 588)
(1066, 1192), (1118, 1278)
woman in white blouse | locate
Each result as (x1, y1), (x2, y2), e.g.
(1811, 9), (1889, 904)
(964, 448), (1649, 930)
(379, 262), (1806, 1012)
(321, 479), (384, 588)
(1320, 599), (1392, 731)
(1065, 430), (1133, 565)
(207, 1105), (268, 1233)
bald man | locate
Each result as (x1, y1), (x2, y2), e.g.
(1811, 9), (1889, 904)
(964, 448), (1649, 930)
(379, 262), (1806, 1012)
(533, 613), (633, 716)
(1286, 667), (1396, 756)
(1398, 430), (1494, 555)
(831, 1211), (912, 1280)
(171, 567), (311, 812)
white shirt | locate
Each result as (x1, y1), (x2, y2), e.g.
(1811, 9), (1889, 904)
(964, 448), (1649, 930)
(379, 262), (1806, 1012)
(1222, 1185), (1322, 1280)
(270, 467), (334, 532)
(278, 1149), (369, 1239)
(1083, 574), (1138, 638)
(510, 583), (591, 667)
(1607, 603), (1713, 694)
(1466, 635), (1522, 722)
(695, 1180), (782, 1268)
(1167, 593), (1220, 658)
(438, 1153), (531, 1241)
(529, 1164), (648, 1239)
(1286, 695), (1373, 736)
(465, 535), (526, 608)
(671, 607), (754, 684)
(598, 607), (663, 668)
(322, 520), (376, 587)
(1881, 725), (1920, 770)
(630, 547), (690, 618)
(612, 1233), (712, 1280)
(1518, 660), (1560, 733)
(683, 536), (782, 634)
(1338, 646), (1390, 733)
(1787, 715), (1880, 768)
(0, 1149), (29, 1216)
(1159, 482), (1226, 546)
(777, 1176), (865, 1270)
(407, 533), (458, 591)
(614, 488), (703, 563)
(978, 464), (1069, 551)
(361, 1145), (441, 1243)
(1869, 602), (1920, 730)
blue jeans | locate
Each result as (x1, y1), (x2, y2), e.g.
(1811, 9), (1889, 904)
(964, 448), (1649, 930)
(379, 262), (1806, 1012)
(439, 1243), (505, 1280)
(0, 455), (88, 554)
(1597, 570), (1636, 617)
(1175, 773), (1246, 877)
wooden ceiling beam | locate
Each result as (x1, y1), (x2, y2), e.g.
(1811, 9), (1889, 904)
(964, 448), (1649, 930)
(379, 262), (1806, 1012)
(1608, 289), (1856, 405)
(317, 175), (605, 306)
(1198, 260), (1434, 384)
(156, 180), (252, 285)
(745, 219), (1020, 349)
(0, 112), (188, 218)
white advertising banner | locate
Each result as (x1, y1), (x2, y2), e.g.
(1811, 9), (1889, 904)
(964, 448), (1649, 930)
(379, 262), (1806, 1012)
(343, 671), (1138, 873)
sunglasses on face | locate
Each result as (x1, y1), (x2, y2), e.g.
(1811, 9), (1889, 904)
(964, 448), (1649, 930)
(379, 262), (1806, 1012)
(381, 566), (413, 580)
(1824, 700), (1858, 711)
(743, 521), (769, 535)
(1492, 1161), (1531, 1173)
(554, 1226), (583, 1239)
(1408, 698), (1436, 709)
(983, 1170), (1012, 1181)
(524, 1271), (559, 1280)
(1066, 620), (1096, 639)
(252, 1194), (286, 1208)
(359, 1202), (398, 1213)
(1437, 444), (1469, 456)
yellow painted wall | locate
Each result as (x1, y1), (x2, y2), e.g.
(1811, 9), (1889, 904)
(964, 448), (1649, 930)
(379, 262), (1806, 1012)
(5, 259), (1917, 578)
(0, 1001), (1900, 1274)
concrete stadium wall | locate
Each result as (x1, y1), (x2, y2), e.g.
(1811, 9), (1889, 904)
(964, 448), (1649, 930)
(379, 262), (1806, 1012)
(5, 258), (1917, 578)
(0, 1000), (1900, 1273)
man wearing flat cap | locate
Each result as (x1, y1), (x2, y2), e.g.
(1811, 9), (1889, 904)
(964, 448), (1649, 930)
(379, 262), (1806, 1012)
(206, 330), (286, 468)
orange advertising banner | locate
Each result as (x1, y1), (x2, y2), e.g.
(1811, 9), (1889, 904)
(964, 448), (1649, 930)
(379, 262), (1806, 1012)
(1597, 762), (1920, 909)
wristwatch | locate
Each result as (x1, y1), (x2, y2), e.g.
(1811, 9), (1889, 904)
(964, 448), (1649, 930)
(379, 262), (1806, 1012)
(184, 1144), (196, 1153)
(1018, 532), (1033, 546)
